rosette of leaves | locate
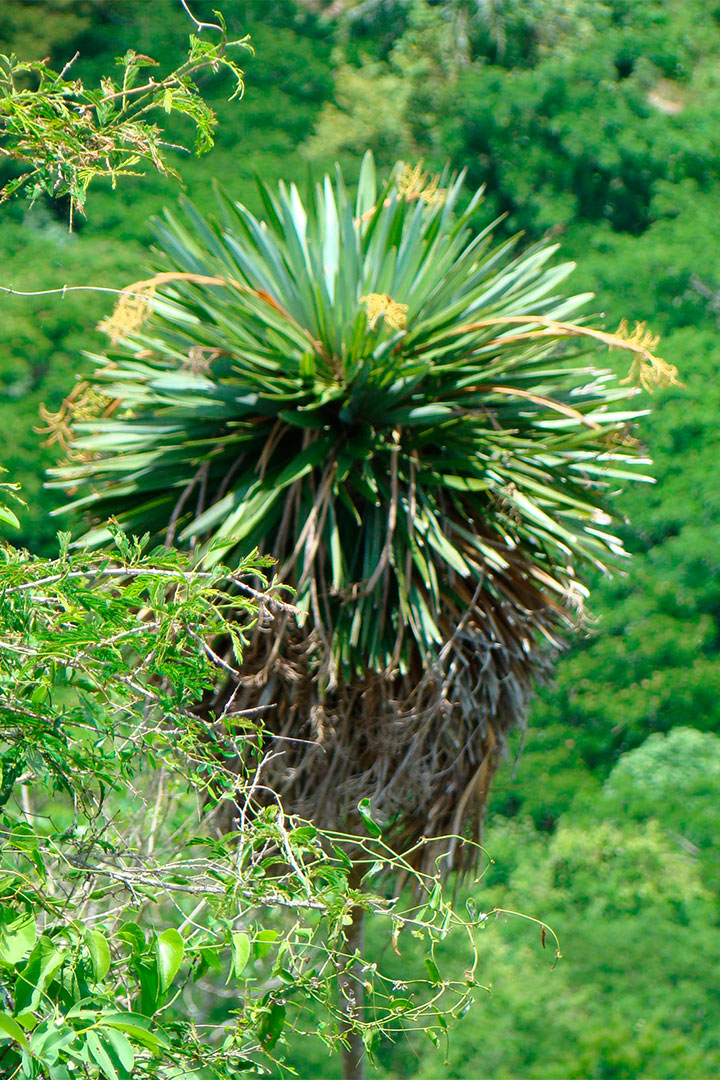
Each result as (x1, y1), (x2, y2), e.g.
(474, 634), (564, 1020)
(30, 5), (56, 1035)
(51, 154), (652, 869)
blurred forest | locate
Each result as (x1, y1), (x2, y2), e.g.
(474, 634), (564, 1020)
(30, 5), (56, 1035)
(2, 0), (719, 1076)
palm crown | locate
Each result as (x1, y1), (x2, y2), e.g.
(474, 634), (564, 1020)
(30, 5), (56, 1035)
(52, 154), (662, 865)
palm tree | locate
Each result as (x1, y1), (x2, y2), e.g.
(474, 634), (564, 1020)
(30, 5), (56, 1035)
(51, 155), (670, 1075)
(52, 153), (668, 857)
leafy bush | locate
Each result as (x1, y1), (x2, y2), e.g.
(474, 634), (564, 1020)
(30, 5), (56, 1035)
(0, 526), (482, 1077)
(603, 728), (720, 888)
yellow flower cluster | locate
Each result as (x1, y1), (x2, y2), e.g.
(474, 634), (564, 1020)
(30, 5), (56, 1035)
(616, 319), (681, 392)
(98, 280), (158, 345)
(72, 385), (115, 421)
(360, 293), (409, 332)
(98, 272), (247, 346)
(397, 161), (446, 207)
(37, 381), (114, 453)
(616, 318), (661, 354)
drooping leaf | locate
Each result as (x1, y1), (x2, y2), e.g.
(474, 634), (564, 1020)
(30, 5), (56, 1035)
(0, 911), (36, 965)
(253, 930), (278, 961)
(86, 929), (112, 982)
(257, 998), (286, 1050)
(155, 929), (184, 994)
(14, 938), (64, 1014)
(357, 798), (383, 838)
(0, 1012), (29, 1049)
(230, 932), (252, 980)
(99, 1013), (169, 1051)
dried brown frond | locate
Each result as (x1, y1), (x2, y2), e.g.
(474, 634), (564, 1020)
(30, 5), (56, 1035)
(98, 273), (231, 344)
(614, 318), (661, 355)
(72, 385), (115, 421)
(207, 516), (570, 878)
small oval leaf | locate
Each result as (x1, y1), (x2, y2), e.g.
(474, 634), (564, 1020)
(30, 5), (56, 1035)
(155, 929), (184, 993)
(231, 931), (251, 979)
(87, 929), (111, 981)
(424, 957), (442, 985)
(253, 929), (278, 961)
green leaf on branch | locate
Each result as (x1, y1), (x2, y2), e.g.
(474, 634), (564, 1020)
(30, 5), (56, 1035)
(14, 938), (64, 1014)
(99, 1013), (169, 1051)
(253, 930), (278, 960)
(86, 1030), (121, 1080)
(0, 910), (36, 965)
(86, 929), (112, 982)
(425, 957), (442, 985)
(357, 798), (383, 837)
(102, 1028), (135, 1074)
(230, 931), (252, 980)
(155, 928), (184, 993)
(0, 1012), (29, 1049)
(257, 998), (286, 1050)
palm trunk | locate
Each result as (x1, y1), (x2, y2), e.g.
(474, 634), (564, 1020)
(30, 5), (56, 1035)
(339, 903), (365, 1080)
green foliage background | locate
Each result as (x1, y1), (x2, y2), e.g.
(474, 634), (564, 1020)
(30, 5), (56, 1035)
(2, 0), (719, 1076)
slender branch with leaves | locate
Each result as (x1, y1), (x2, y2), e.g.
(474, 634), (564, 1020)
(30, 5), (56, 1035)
(0, 4), (251, 219)
(0, 523), (493, 1079)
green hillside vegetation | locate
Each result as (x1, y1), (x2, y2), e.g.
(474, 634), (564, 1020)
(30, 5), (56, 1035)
(2, 1), (720, 1077)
